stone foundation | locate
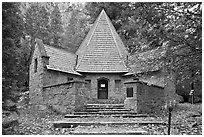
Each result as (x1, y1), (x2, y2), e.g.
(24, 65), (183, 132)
(137, 82), (165, 114)
(42, 81), (88, 114)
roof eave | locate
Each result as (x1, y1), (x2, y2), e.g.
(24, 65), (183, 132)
(46, 65), (83, 76)
(76, 70), (128, 73)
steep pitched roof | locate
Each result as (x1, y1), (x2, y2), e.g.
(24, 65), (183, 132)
(75, 9), (128, 73)
(128, 47), (167, 74)
(35, 39), (81, 76)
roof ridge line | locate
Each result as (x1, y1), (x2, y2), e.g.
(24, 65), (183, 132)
(75, 10), (106, 54)
(76, 10), (103, 70)
(44, 44), (75, 56)
(105, 11), (128, 71)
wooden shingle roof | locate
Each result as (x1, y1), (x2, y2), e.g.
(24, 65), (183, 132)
(44, 45), (81, 75)
(128, 47), (167, 74)
(126, 47), (167, 88)
(75, 9), (128, 73)
(35, 39), (81, 75)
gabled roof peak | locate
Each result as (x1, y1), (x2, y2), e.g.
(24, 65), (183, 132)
(101, 9), (106, 14)
(76, 9), (129, 73)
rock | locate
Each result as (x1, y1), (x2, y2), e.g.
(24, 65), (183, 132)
(3, 110), (11, 116)
(4, 100), (16, 107)
(164, 127), (180, 135)
(42, 130), (52, 135)
(2, 119), (19, 129)
(187, 111), (201, 118)
(176, 95), (184, 103)
(49, 97), (59, 104)
(171, 129), (180, 135)
(191, 122), (198, 128)
(195, 117), (202, 125)
(171, 94), (184, 103)
(124, 98), (137, 111)
(51, 105), (67, 114)
(37, 105), (47, 111)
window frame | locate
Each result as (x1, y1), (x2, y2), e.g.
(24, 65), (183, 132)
(127, 87), (133, 98)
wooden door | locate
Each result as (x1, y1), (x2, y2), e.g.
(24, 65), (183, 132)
(98, 79), (108, 99)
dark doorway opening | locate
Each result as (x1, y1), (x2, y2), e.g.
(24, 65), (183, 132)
(98, 78), (108, 99)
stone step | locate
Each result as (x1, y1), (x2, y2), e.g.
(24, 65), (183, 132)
(53, 120), (166, 128)
(86, 104), (124, 108)
(65, 114), (148, 118)
(70, 130), (148, 135)
(64, 124), (149, 135)
(85, 109), (130, 112)
(68, 123), (148, 135)
(86, 106), (125, 109)
(73, 111), (138, 115)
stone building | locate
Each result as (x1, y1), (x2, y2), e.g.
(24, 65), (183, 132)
(29, 10), (177, 114)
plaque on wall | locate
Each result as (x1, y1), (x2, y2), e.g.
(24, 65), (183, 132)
(101, 84), (105, 87)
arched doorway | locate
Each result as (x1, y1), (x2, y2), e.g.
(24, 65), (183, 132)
(98, 78), (108, 99)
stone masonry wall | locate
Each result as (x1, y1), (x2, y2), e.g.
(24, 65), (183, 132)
(124, 83), (137, 111)
(43, 69), (82, 86)
(29, 44), (45, 106)
(74, 81), (90, 111)
(43, 81), (88, 114)
(84, 73), (131, 104)
(137, 82), (165, 114)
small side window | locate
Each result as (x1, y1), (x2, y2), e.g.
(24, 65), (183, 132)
(34, 58), (38, 73)
(127, 87), (133, 98)
(115, 80), (121, 91)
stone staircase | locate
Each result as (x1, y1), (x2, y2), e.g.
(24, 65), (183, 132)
(53, 103), (166, 135)
(66, 103), (141, 117)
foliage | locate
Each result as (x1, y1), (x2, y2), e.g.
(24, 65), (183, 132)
(2, 2), (26, 135)
(50, 2), (63, 46)
(2, 2), (24, 105)
(23, 3), (51, 44)
(61, 3), (89, 53)
(21, 2), (88, 53)
(163, 3), (202, 101)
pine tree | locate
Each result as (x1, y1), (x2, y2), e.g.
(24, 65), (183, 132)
(2, 3), (25, 134)
(2, 2), (24, 105)
(38, 5), (50, 44)
(50, 2), (63, 46)
(62, 3), (89, 52)
(23, 3), (51, 44)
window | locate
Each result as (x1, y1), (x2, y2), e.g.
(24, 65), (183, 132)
(34, 58), (38, 73)
(115, 80), (121, 91)
(127, 87), (133, 97)
(85, 80), (91, 90)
